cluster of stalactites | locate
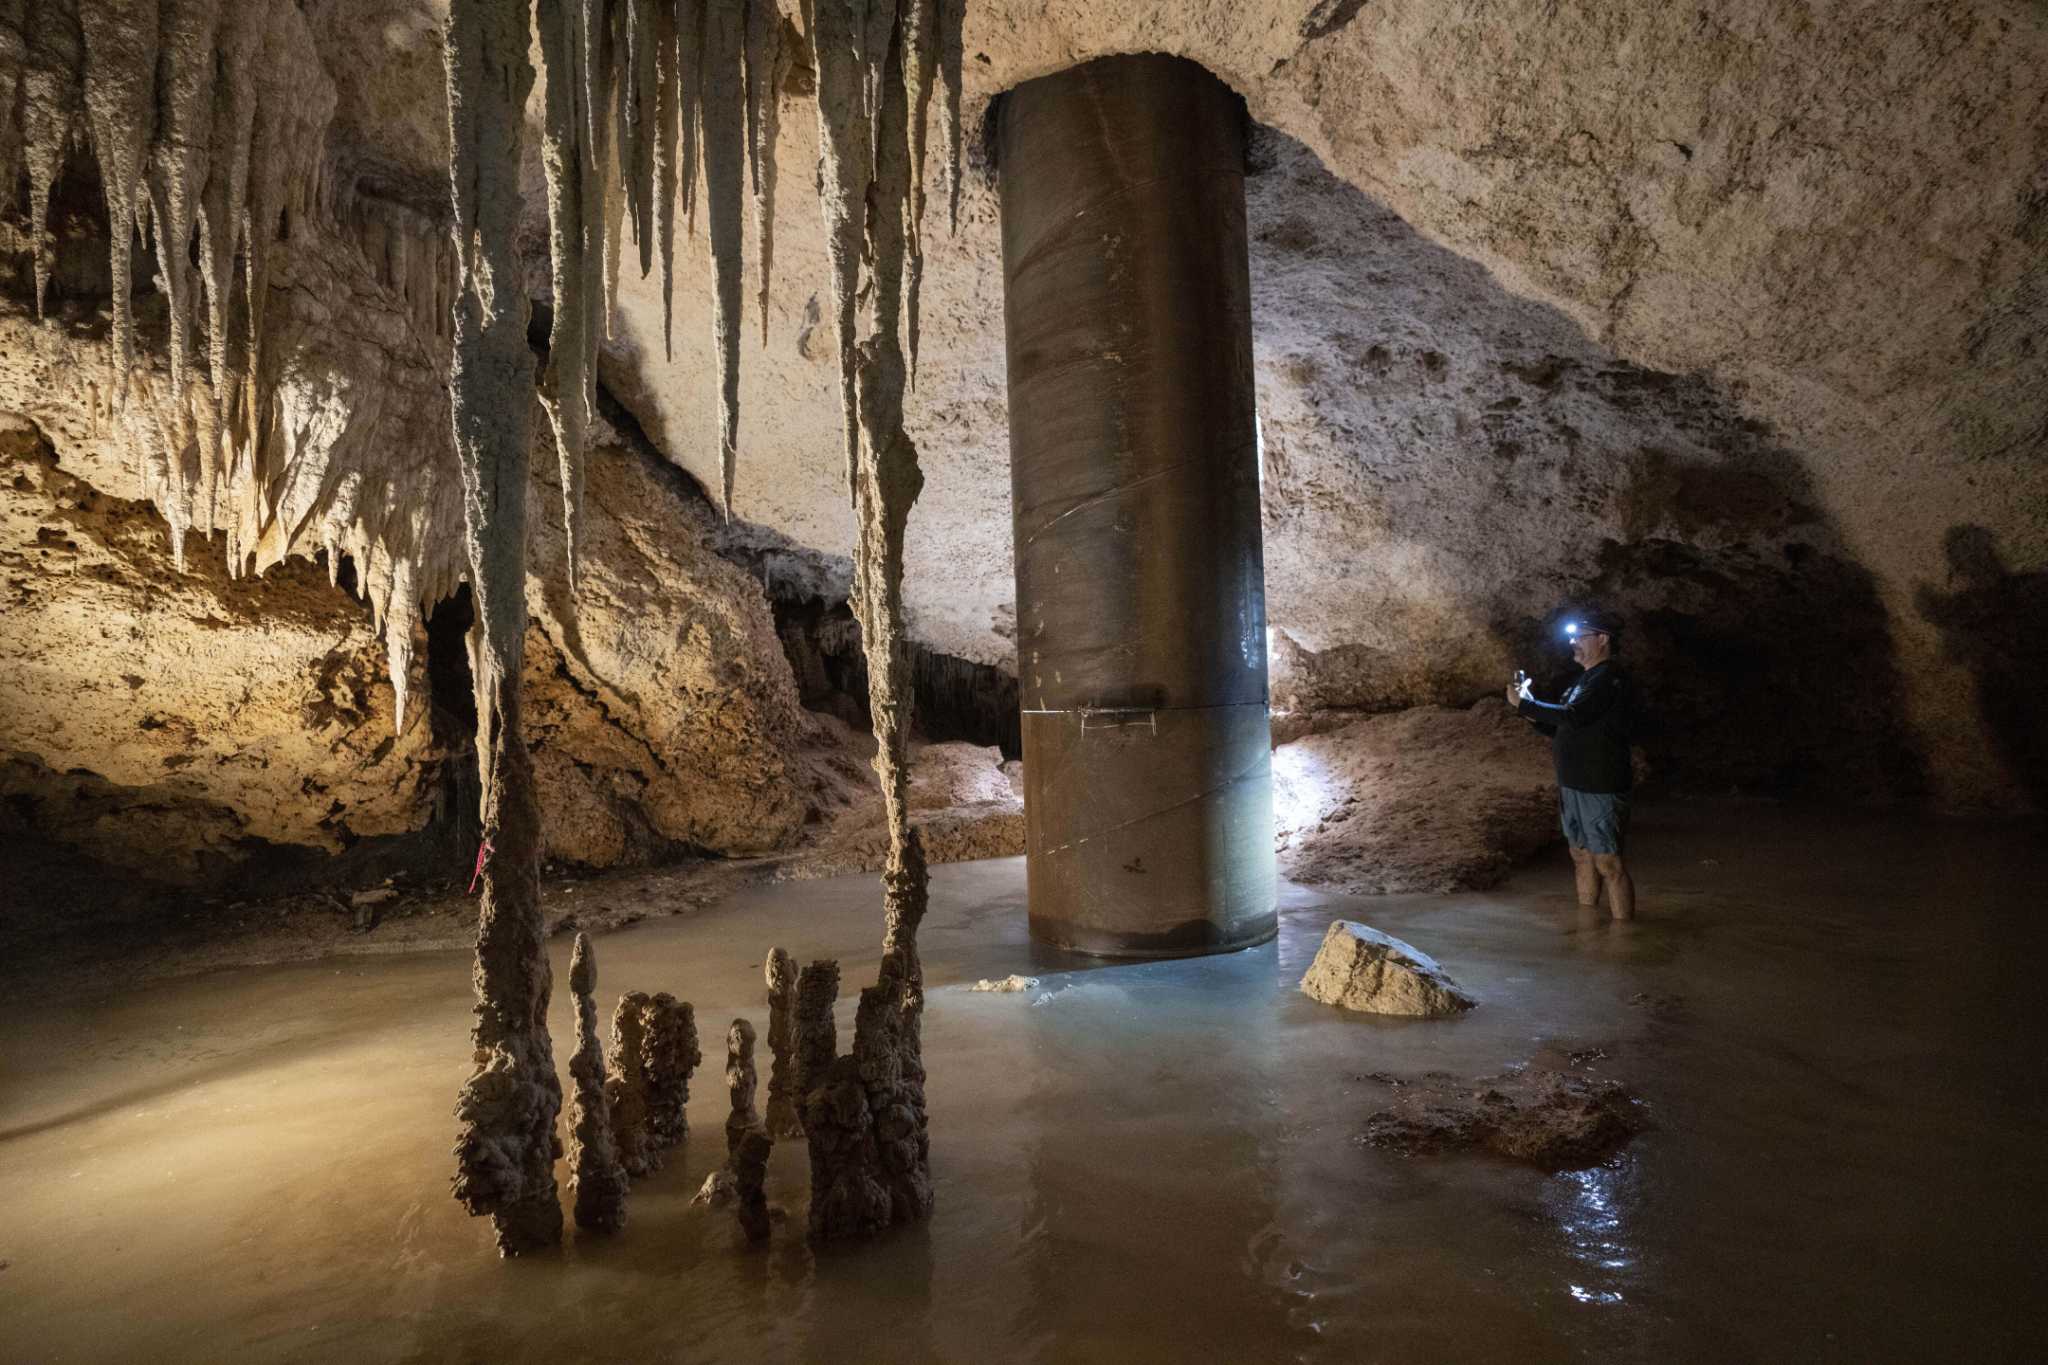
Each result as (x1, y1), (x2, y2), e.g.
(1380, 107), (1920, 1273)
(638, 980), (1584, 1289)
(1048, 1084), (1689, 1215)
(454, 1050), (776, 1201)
(529, 0), (963, 572)
(5, 0), (476, 735)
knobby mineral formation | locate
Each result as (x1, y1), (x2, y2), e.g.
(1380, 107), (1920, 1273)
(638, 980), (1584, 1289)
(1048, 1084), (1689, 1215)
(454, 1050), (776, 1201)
(763, 946), (802, 1137)
(566, 933), (629, 1233)
(725, 1017), (761, 1159)
(444, 0), (564, 1258)
(607, 989), (703, 1177)
(733, 1125), (773, 1243)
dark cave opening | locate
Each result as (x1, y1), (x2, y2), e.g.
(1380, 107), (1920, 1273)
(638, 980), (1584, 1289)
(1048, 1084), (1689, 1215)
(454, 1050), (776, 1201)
(425, 583), (478, 745)
(772, 596), (1022, 759)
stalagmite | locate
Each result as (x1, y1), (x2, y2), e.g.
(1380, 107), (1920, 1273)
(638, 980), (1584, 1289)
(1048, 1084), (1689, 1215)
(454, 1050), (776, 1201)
(733, 1125), (773, 1243)
(78, 0), (162, 381)
(443, 0), (563, 1259)
(702, 0), (747, 517)
(724, 1017), (761, 1158)
(763, 946), (802, 1138)
(744, 0), (784, 346)
(567, 934), (629, 1234)
(606, 990), (702, 1177)
(792, 958), (839, 1121)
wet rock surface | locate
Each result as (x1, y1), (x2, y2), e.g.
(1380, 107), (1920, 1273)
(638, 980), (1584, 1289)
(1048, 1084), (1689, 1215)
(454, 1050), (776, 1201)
(605, 990), (702, 1179)
(1357, 1050), (1648, 1170)
(1301, 921), (1476, 1018)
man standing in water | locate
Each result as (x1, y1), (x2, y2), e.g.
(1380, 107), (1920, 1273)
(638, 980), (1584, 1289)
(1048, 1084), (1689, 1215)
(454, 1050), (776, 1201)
(1509, 611), (1636, 920)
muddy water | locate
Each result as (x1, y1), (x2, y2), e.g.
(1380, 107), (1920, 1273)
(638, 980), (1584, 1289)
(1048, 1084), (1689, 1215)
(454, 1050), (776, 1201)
(3, 801), (2045, 1362)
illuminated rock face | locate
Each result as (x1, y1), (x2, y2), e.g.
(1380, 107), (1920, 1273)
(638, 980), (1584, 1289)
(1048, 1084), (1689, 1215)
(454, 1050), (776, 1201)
(1300, 921), (1476, 1019)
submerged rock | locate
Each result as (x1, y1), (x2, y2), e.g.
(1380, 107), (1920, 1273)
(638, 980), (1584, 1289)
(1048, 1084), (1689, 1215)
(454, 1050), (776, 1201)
(1359, 1065), (1646, 1169)
(1300, 921), (1476, 1018)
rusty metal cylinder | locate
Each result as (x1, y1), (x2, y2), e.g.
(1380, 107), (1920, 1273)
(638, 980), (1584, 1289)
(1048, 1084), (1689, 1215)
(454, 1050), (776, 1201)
(995, 54), (1276, 957)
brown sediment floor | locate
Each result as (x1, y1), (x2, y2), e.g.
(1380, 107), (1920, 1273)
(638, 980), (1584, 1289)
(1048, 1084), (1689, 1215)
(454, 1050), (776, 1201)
(2, 799), (2045, 1360)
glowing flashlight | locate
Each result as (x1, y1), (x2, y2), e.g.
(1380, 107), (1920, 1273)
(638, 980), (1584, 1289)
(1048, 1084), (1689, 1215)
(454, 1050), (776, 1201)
(1563, 621), (1581, 637)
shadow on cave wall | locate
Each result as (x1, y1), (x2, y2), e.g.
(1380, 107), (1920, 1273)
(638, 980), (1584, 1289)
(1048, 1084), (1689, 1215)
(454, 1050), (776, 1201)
(1246, 127), (1930, 801)
(1915, 527), (2048, 804)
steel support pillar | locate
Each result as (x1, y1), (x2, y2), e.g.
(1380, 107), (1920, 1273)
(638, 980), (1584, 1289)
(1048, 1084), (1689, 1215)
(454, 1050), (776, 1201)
(995, 54), (1276, 957)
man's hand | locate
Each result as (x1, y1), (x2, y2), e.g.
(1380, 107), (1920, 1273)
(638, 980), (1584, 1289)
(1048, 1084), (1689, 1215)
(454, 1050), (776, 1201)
(1505, 677), (1533, 706)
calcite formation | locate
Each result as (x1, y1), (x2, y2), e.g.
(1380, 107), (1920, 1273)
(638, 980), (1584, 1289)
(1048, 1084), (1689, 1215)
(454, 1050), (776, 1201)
(566, 933), (629, 1234)
(1300, 922), (1476, 1019)
(762, 947), (801, 1139)
(723, 1017), (760, 1160)
(606, 989), (703, 1177)
(732, 1124), (773, 1244)
(444, 0), (562, 1259)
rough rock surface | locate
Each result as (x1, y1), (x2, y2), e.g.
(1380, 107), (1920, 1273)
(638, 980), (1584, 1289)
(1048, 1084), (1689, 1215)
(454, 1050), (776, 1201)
(723, 1017), (761, 1162)
(1274, 701), (1559, 895)
(1359, 1052), (1647, 1169)
(785, 727), (1024, 878)
(1301, 921), (1476, 1018)
(0, 413), (438, 880)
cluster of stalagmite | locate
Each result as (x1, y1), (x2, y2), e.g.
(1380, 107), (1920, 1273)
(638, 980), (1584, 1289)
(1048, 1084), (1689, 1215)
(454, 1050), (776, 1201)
(566, 934), (630, 1233)
(606, 990), (704, 1177)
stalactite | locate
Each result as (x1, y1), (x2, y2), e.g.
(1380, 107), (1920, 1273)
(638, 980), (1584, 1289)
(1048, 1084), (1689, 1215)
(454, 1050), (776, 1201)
(145, 0), (224, 399)
(702, 0), (747, 517)
(763, 946), (802, 1138)
(0, 1), (26, 199)
(567, 933), (629, 1234)
(602, 2), (628, 337)
(17, 0), (83, 320)
(939, 0), (963, 233)
(626, 0), (657, 278)
(78, 0), (161, 382)
(443, 0), (563, 1259)
(677, 0), (704, 237)
(653, 0), (680, 357)
(805, 0), (873, 504)
(536, 0), (592, 591)
(744, 0), (784, 346)
(196, 0), (260, 430)
(901, 0), (938, 382)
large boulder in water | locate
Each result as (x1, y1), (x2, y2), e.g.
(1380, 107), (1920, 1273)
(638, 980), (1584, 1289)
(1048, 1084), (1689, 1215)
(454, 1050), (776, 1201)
(1300, 921), (1476, 1018)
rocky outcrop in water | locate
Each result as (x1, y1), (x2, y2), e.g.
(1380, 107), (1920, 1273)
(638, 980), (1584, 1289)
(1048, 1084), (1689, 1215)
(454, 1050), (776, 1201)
(1301, 922), (1476, 1019)
(724, 1017), (760, 1161)
(762, 947), (801, 1139)
(1359, 1054), (1646, 1169)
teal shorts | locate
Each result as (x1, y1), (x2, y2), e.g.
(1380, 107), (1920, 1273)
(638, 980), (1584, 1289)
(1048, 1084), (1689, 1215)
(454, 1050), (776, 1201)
(1559, 787), (1631, 855)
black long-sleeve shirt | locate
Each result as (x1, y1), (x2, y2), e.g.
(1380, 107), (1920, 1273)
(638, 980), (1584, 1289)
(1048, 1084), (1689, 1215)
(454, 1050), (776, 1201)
(1518, 660), (1633, 793)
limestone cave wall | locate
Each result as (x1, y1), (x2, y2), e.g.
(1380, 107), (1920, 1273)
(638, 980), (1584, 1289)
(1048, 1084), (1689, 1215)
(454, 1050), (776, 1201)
(1, 0), (2043, 895)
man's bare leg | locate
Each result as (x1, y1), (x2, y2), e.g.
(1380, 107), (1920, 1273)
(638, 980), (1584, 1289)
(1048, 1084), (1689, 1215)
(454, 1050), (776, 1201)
(1570, 846), (1600, 907)
(1593, 853), (1635, 921)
